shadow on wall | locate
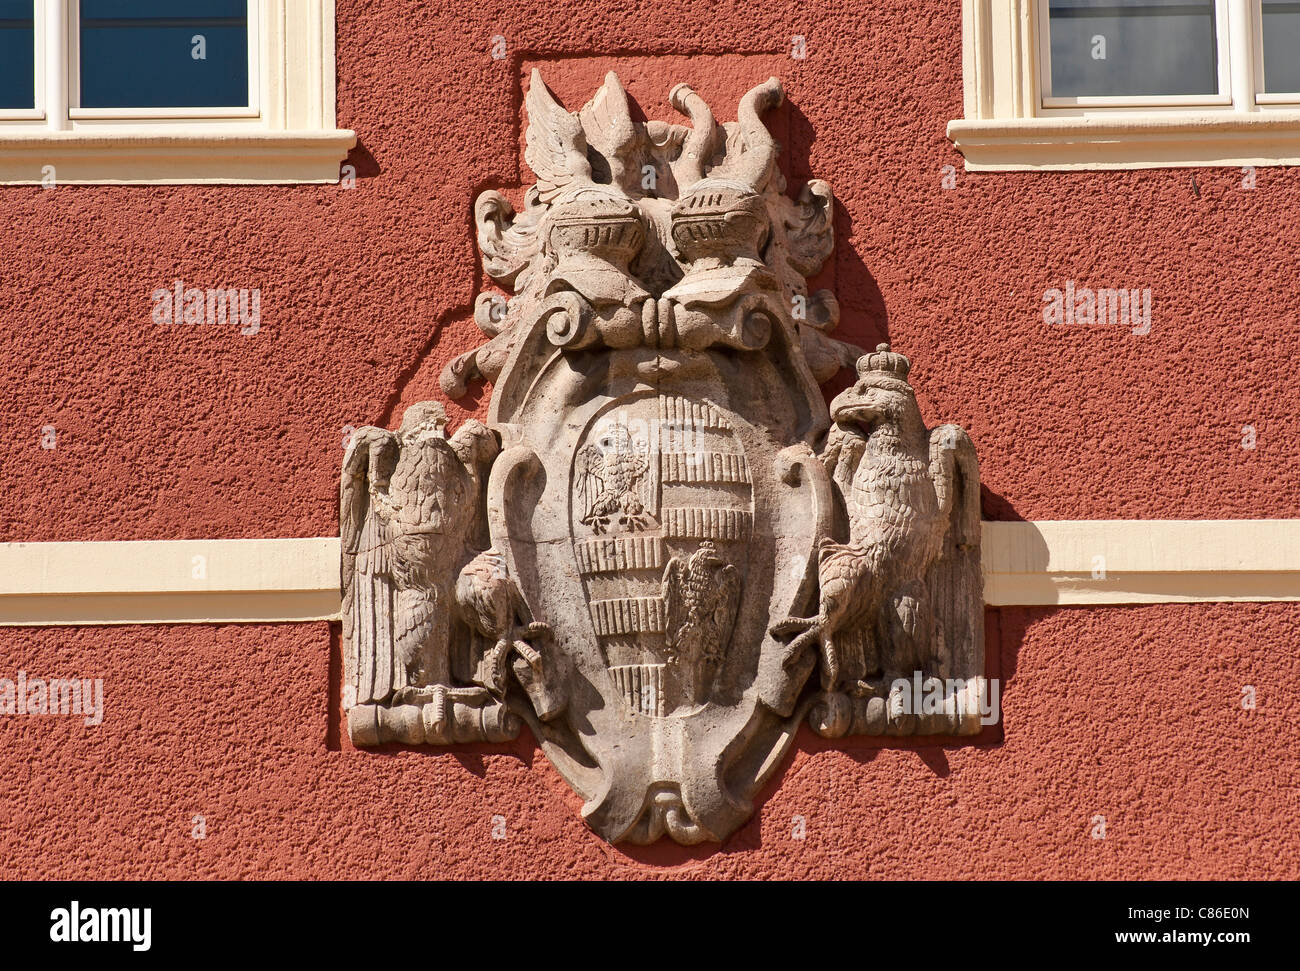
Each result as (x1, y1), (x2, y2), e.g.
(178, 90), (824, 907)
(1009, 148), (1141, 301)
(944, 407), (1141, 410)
(343, 141), (381, 182)
(786, 99), (890, 410)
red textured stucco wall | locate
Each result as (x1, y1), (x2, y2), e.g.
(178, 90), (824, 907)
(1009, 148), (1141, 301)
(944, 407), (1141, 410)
(3, 604), (1296, 878)
(2, 1), (1297, 878)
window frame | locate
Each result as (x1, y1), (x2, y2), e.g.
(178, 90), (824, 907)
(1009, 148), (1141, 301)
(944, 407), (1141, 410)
(68, 0), (262, 120)
(949, 0), (1300, 171)
(1037, 0), (1234, 109)
(0, 0), (354, 184)
(0, 0), (45, 121)
(1253, 0), (1300, 104)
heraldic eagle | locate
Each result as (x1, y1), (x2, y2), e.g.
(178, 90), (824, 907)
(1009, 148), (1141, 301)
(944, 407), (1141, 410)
(340, 403), (498, 708)
(575, 425), (651, 533)
(772, 344), (981, 697)
(663, 540), (741, 706)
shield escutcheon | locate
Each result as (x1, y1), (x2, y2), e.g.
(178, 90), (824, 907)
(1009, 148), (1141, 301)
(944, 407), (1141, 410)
(485, 346), (832, 844)
(572, 393), (753, 718)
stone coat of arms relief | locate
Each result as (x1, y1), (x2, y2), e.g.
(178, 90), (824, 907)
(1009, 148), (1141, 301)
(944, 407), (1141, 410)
(340, 71), (987, 845)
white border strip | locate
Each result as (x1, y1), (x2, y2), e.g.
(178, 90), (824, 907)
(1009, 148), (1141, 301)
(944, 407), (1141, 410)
(984, 520), (1300, 605)
(2, 522), (1299, 624)
(0, 538), (339, 624)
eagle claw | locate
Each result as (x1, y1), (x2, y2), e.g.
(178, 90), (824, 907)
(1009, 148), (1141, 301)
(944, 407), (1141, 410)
(771, 615), (822, 668)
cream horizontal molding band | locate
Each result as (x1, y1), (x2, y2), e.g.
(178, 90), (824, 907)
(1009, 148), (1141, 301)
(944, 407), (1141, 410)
(947, 113), (1300, 171)
(983, 520), (1300, 605)
(0, 538), (340, 625)
(2, 521), (1299, 625)
(0, 130), (357, 184)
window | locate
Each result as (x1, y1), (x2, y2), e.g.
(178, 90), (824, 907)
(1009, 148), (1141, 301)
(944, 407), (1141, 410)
(1258, 0), (1300, 99)
(0, 1), (37, 112)
(1041, 1), (1228, 104)
(75, 1), (254, 112)
(949, 0), (1300, 170)
(0, 1), (354, 184)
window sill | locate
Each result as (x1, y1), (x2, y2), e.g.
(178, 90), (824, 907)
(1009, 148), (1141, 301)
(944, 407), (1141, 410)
(0, 128), (357, 184)
(948, 111), (1300, 172)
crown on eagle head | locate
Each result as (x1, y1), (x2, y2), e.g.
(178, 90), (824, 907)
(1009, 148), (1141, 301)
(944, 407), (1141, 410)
(856, 342), (911, 383)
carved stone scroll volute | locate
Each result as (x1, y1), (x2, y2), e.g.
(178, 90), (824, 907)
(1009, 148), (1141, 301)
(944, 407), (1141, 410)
(341, 70), (987, 845)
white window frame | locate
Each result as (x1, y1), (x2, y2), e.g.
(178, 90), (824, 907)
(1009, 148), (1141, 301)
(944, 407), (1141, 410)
(0, 0), (45, 121)
(1253, 0), (1300, 104)
(68, 0), (262, 120)
(0, 0), (355, 183)
(1037, 0), (1233, 109)
(949, 0), (1300, 170)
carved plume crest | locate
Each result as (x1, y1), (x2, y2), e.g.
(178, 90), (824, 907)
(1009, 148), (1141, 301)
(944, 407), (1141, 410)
(441, 71), (857, 398)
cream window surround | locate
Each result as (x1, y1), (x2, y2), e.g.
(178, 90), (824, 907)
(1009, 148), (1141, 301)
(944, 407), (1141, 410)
(0, 0), (355, 184)
(948, 0), (1300, 170)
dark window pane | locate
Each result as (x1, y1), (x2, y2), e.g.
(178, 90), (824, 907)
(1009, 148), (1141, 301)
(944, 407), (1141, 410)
(0, 0), (35, 110)
(79, 1), (249, 109)
(1262, 1), (1300, 93)
(1048, 1), (1220, 98)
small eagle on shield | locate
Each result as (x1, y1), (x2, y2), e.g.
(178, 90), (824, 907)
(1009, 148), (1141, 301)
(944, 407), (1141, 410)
(663, 540), (741, 706)
(576, 425), (652, 533)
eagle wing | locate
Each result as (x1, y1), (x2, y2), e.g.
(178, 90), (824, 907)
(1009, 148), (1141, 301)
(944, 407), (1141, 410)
(662, 557), (686, 649)
(924, 424), (983, 686)
(822, 421), (864, 496)
(341, 426), (398, 588)
(340, 426), (401, 706)
(525, 70), (592, 204)
(448, 418), (500, 551)
(575, 442), (606, 515)
(712, 562), (741, 656)
(928, 425), (980, 548)
(578, 72), (637, 182)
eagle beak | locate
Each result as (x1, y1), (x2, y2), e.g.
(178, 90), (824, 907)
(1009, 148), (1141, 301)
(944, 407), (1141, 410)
(830, 400), (881, 433)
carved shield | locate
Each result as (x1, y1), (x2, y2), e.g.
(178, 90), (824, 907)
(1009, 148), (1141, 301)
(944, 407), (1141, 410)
(486, 341), (831, 844)
(458, 72), (841, 843)
(575, 392), (756, 718)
